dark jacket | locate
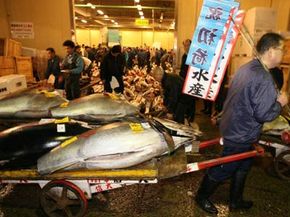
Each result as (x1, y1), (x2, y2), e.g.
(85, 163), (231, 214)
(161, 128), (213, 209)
(179, 53), (189, 79)
(161, 73), (184, 113)
(45, 55), (61, 79)
(220, 59), (281, 146)
(100, 52), (125, 81)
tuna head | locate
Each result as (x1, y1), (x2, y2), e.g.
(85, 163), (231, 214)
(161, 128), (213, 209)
(37, 120), (194, 175)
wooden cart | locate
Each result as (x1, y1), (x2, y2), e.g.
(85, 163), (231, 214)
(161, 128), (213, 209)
(0, 140), (264, 217)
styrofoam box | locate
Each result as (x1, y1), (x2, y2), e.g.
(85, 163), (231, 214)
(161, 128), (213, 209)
(244, 7), (277, 34)
(0, 74), (27, 94)
(0, 78), (9, 97)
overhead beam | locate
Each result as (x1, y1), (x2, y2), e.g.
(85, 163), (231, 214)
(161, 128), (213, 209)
(75, 4), (174, 11)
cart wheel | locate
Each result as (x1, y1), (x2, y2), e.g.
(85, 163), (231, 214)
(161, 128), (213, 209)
(40, 180), (88, 217)
(274, 150), (290, 181)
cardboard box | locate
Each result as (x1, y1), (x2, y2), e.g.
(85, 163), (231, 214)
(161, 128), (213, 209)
(0, 38), (22, 57)
(233, 7), (277, 56)
(0, 56), (16, 76)
(15, 56), (34, 82)
(244, 7), (277, 34)
(282, 38), (290, 64)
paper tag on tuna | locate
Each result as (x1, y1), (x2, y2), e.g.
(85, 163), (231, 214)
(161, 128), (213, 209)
(43, 91), (57, 98)
(129, 123), (144, 132)
(61, 136), (77, 148)
(107, 93), (120, 100)
(60, 102), (69, 108)
(141, 122), (151, 129)
(55, 117), (70, 124)
(57, 124), (66, 132)
(51, 136), (78, 152)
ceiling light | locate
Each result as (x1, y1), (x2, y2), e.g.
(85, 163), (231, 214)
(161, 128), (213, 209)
(104, 15), (109, 19)
(91, 5), (96, 9)
(111, 19), (115, 23)
(137, 4), (142, 10)
(114, 22), (118, 25)
(139, 11), (144, 16)
(81, 19), (87, 23)
(75, 16), (78, 20)
(141, 16), (145, 19)
(97, 10), (104, 15)
(134, 0), (140, 3)
(86, 3), (92, 7)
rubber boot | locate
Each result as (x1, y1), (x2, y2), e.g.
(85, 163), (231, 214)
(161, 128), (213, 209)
(229, 171), (253, 211)
(195, 174), (220, 214)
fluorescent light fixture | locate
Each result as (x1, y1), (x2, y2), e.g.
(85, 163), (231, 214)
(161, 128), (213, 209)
(81, 19), (87, 23)
(137, 4), (142, 10)
(97, 10), (104, 15)
(104, 15), (109, 19)
(135, 0), (140, 3)
(139, 11), (144, 16)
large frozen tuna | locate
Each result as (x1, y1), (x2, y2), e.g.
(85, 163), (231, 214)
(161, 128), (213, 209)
(0, 119), (91, 169)
(262, 115), (290, 135)
(0, 89), (67, 118)
(50, 93), (139, 122)
(37, 118), (199, 174)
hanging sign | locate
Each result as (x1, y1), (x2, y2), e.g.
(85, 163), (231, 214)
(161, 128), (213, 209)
(183, 0), (242, 100)
(135, 19), (149, 26)
(10, 22), (34, 39)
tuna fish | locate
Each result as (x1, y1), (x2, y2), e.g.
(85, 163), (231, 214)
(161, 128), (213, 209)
(262, 115), (290, 135)
(50, 93), (139, 122)
(37, 118), (198, 174)
(0, 89), (67, 118)
(0, 119), (91, 169)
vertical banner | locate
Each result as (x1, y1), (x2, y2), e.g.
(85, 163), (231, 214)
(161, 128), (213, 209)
(207, 10), (245, 100)
(183, 0), (241, 100)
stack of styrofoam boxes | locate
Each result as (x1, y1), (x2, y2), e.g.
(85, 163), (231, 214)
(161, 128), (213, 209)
(230, 7), (277, 76)
(0, 74), (27, 97)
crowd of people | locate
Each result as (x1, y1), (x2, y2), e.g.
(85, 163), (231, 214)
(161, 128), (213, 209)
(44, 40), (197, 125)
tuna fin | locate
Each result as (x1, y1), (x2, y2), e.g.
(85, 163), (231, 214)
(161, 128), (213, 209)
(160, 130), (175, 154)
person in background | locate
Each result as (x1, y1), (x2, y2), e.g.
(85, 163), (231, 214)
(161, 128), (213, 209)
(195, 33), (288, 215)
(61, 40), (84, 100)
(179, 39), (191, 79)
(152, 66), (195, 124)
(45, 47), (62, 89)
(100, 45), (126, 94)
(179, 39), (196, 124)
(85, 46), (95, 62)
(75, 45), (93, 77)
